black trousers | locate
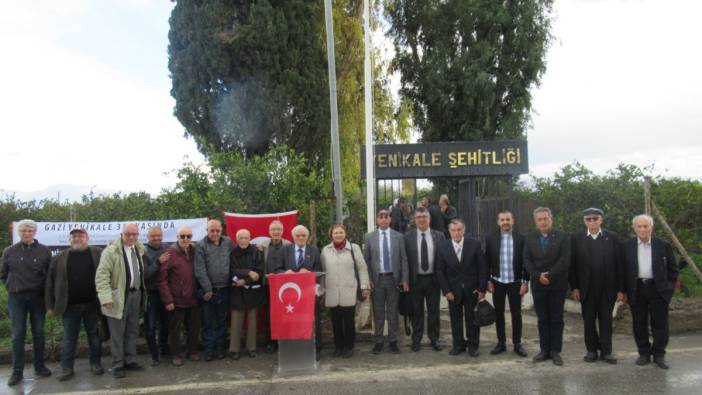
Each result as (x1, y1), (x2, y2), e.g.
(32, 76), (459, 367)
(330, 306), (356, 351)
(631, 280), (669, 357)
(448, 288), (479, 351)
(581, 287), (615, 356)
(531, 284), (566, 354)
(493, 280), (523, 345)
(411, 275), (441, 344)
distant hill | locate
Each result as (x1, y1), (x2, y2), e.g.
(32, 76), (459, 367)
(1, 184), (122, 203)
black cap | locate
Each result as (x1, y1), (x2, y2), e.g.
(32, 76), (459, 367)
(582, 208), (604, 217)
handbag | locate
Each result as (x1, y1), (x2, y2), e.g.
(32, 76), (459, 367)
(349, 243), (366, 302)
(473, 299), (496, 327)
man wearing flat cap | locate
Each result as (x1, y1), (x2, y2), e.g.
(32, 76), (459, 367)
(569, 208), (624, 364)
(46, 228), (105, 381)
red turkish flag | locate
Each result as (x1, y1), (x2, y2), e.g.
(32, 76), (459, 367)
(223, 210), (298, 244)
(268, 272), (316, 340)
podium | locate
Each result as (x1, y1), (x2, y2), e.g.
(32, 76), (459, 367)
(269, 272), (322, 375)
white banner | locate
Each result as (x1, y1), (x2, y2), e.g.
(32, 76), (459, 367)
(12, 218), (208, 247)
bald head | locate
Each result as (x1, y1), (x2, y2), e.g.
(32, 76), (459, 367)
(207, 219), (223, 244)
(147, 226), (163, 248)
(121, 223), (139, 247)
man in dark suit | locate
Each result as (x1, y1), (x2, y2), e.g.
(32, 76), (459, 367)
(427, 197), (446, 237)
(524, 207), (571, 366)
(622, 214), (678, 369)
(364, 210), (409, 354)
(436, 219), (487, 357)
(570, 208), (625, 364)
(485, 210), (528, 357)
(404, 206), (446, 352)
(391, 197), (409, 234)
(277, 224), (323, 354)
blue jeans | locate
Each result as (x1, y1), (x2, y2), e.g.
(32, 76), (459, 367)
(61, 302), (102, 370)
(7, 292), (46, 373)
(201, 287), (229, 354)
(146, 290), (170, 360)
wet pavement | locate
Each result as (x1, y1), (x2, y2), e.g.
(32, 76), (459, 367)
(1, 310), (701, 394)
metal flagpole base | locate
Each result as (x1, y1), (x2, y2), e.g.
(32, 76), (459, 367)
(277, 332), (317, 375)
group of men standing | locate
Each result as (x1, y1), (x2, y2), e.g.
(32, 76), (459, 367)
(1, 204), (679, 387)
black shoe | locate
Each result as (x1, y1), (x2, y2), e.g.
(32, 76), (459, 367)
(372, 343), (384, 354)
(468, 348), (480, 357)
(91, 364), (105, 375)
(150, 358), (160, 366)
(389, 342), (400, 354)
(411, 342), (421, 352)
(490, 342), (506, 355)
(551, 352), (563, 366)
(636, 355), (651, 366)
(514, 344), (527, 357)
(584, 351), (598, 362)
(216, 351), (227, 360)
(449, 347), (465, 356)
(246, 350), (257, 358)
(653, 356), (669, 370)
(601, 354), (617, 364)
(124, 362), (143, 371)
(342, 349), (353, 358)
(112, 367), (126, 378)
(58, 369), (74, 382)
(7, 371), (23, 386)
(229, 352), (241, 360)
(430, 341), (443, 352)
(204, 353), (214, 362)
(35, 365), (52, 377)
(333, 348), (343, 357)
(532, 351), (550, 362)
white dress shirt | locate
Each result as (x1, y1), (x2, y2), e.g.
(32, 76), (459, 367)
(452, 238), (464, 261)
(123, 245), (139, 288)
(637, 238), (653, 279)
(378, 229), (392, 273)
(587, 229), (602, 240)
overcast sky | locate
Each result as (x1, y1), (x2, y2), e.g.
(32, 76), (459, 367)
(0, 0), (700, 201)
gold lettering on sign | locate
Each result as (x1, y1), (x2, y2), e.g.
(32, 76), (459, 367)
(467, 151), (479, 165)
(491, 151), (501, 165)
(432, 152), (441, 166)
(377, 154), (387, 168)
(448, 152), (457, 168)
(402, 154), (412, 167)
(388, 154), (398, 168)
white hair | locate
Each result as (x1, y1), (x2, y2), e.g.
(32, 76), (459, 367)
(17, 219), (37, 232)
(632, 214), (654, 228)
(291, 224), (309, 238)
(269, 220), (284, 229)
(235, 229), (251, 239)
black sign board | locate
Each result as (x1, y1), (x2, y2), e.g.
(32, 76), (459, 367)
(361, 140), (528, 179)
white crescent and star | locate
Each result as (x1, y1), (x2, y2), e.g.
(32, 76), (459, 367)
(278, 282), (302, 313)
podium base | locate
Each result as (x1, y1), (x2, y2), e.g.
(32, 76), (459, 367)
(277, 336), (318, 375)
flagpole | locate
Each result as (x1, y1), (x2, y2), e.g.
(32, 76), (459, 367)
(324, 0), (344, 224)
(363, 0), (375, 233)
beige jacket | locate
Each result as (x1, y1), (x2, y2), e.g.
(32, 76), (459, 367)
(321, 242), (370, 307)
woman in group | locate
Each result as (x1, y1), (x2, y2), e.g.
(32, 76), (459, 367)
(228, 228), (264, 360)
(321, 224), (370, 358)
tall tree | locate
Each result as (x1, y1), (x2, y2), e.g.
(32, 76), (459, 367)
(386, 0), (553, 142)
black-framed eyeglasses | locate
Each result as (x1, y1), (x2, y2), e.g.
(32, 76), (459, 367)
(179, 234), (193, 239)
(584, 217), (600, 222)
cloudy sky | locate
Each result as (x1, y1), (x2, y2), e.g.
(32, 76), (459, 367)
(0, 0), (700, 201)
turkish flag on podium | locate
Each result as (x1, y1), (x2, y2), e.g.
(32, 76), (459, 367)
(268, 272), (317, 340)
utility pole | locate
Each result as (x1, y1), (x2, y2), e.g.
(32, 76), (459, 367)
(363, 0), (375, 233)
(324, 0), (344, 224)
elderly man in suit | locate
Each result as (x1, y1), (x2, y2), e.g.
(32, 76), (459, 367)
(404, 206), (446, 352)
(278, 224), (323, 354)
(364, 209), (409, 354)
(570, 208), (625, 364)
(485, 210), (528, 357)
(622, 214), (678, 369)
(524, 207), (571, 366)
(436, 219), (487, 357)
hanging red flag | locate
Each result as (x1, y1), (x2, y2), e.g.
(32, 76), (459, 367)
(268, 272), (317, 340)
(223, 210), (298, 244)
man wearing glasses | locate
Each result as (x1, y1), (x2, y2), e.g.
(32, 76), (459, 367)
(95, 223), (146, 378)
(570, 208), (624, 364)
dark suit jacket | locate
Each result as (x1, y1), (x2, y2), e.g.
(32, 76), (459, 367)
(278, 243), (322, 274)
(390, 205), (409, 233)
(428, 204), (446, 235)
(484, 230), (526, 283)
(436, 237), (487, 304)
(622, 237), (678, 305)
(404, 228), (445, 287)
(523, 230), (571, 290)
(569, 229), (623, 301)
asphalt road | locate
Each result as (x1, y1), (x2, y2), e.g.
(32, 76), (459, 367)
(1, 311), (701, 395)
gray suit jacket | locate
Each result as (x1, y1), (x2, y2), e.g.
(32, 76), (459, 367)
(363, 228), (409, 288)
